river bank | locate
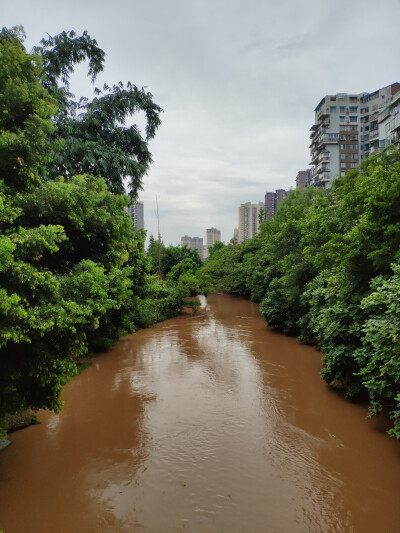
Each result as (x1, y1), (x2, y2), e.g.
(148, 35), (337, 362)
(1, 294), (399, 533)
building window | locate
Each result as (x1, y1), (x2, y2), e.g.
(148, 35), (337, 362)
(341, 163), (346, 169)
(350, 163), (357, 168)
(349, 106), (358, 113)
(341, 153), (346, 159)
(330, 106), (337, 113)
(340, 135), (346, 140)
(340, 106), (346, 113)
(350, 116), (357, 122)
(340, 144), (345, 149)
(340, 116), (345, 122)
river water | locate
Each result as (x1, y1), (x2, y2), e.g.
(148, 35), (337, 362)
(0, 294), (399, 532)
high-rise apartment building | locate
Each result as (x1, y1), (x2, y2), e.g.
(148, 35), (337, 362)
(264, 189), (288, 220)
(180, 235), (204, 258)
(126, 202), (144, 229)
(378, 90), (400, 150)
(203, 227), (221, 258)
(238, 202), (264, 243)
(191, 237), (204, 259)
(309, 83), (400, 188)
(296, 170), (311, 189)
(206, 227), (221, 248)
(181, 235), (192, 247)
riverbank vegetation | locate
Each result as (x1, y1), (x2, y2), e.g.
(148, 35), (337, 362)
(0, 27), (196, 437)
(197, 149), (400, 439)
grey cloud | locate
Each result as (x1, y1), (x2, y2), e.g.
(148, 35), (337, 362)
(3, 0), (400, 245)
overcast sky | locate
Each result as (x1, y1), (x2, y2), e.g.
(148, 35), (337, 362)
(2, 0), (400, 245)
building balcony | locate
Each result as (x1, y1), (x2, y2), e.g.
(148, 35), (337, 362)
(318, 133), (339, 144)
(369, 129), (379, 140)
(339, 125), (359, 132)
(319, 172), (331, 182)
(378, 109), (391, 122)
(370, 146), (380, 154)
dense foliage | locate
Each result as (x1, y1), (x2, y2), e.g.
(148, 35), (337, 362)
(147, 234), (202, 277)
(34, 29), (162, 199)
(0, 28), (185, 437)
(196, 149), (400, 438)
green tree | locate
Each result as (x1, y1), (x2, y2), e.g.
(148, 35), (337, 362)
(147, 234), (165, 275)
(355, 264), (400, 438)
(0, 27), (58, 191)
(148, 242), (202, 279)
(207, 240), (225, 259)
(198, 243), (249, 295)
(33, 30), (163, 198)
(258, 187), (321, 335)
(0, 27), (173, 437)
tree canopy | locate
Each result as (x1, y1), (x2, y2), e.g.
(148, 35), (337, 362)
(0, 27), (181, 438)
(33, 29), (163, 198)
(194, 148), (400, 439)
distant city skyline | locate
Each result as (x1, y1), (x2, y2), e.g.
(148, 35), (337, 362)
(2, 1), (399, 246)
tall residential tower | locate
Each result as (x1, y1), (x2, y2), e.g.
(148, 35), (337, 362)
(204, 227), (221, 258)
(309, 83), (400, 188)
(264, 189), (288, 220)
(126, 202), (144, 229)
(238, 202), (264, 243)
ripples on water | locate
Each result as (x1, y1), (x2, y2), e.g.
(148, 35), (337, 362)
(0, 294), (399, 533)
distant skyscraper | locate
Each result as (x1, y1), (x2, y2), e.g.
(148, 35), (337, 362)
(296, 170), (311, 189)
(126, 202), (144, 229)
(191, 237), (204, 259)
(180, 235), (204, 259)
(264, 189), (288, 220)
(264, 192), (276, 221)
(181, 235), (192, 247)
(204, 227), (221, 258)
(238, 202), (264, 243)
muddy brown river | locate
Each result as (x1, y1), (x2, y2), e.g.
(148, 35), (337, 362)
(0, 294), (399, 532)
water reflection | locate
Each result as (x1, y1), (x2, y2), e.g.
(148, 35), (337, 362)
(0, 294), (399, 533)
